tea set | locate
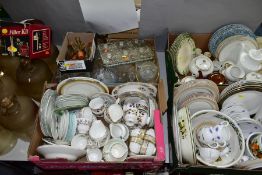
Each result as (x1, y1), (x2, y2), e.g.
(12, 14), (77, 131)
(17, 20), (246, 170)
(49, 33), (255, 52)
(37, 79), (158, 162)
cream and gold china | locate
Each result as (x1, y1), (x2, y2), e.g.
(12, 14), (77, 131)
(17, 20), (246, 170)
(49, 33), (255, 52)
(86, 148), (103, 162)
(169, 33), (196, 75)
(177, 107), (197, 164)
(57, 77), (109, 97)
(89, 97), (105, 115)
(103, 138), (128, 162)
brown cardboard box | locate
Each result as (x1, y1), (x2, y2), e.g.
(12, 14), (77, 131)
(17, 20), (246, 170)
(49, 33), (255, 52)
(27, 79), (167, 171)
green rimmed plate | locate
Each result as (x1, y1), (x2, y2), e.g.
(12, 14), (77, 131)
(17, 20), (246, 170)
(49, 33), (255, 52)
(170, 33), (196, 75)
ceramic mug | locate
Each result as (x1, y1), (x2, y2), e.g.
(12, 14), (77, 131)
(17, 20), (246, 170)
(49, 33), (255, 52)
(71, 134), (88, 150)
(89, 97), (105, 115)
(222, 65), (245, 82)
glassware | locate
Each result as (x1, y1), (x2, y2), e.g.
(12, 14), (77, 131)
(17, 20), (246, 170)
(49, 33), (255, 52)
(16, 58), (53, 101)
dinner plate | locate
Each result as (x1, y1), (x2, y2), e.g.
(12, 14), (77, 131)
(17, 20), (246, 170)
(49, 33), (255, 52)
(215, 35), (258, 59)
(57, 77), (109, 98)
(237, 118), (262, 139)
(177, 107), (197, 164)
(218, 39), (257, 63)
(209, 24), (256, 56)
(172, 106), (182, 163)
(37, 145), (86, 161)
(112, 82), (157, 98)
(173, 80), (219, 108)
(221, 91), (262, 115)
(170, 33), (196, 75)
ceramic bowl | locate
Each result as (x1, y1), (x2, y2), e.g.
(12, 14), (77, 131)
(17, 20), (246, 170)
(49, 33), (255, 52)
(191, 110), (245, 168)
(37, 145), (86, 161)
(245, 132), (262, 159)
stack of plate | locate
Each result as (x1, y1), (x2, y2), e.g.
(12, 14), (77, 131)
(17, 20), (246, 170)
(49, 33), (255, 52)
(168, 33), (196, 75)
(219, 80), (262, 115)
(173, 79), (219, 115)
(39, 89), (57, 137)
(55, 94), (89, 111)
(112, 82), (157, 99)
(209, 24), (257, 58)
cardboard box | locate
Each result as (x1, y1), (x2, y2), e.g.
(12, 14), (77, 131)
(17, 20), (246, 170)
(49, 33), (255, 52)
(0, 21), (51, 59)
(56, 32), (96, 72)
(27, 80), (167, 171)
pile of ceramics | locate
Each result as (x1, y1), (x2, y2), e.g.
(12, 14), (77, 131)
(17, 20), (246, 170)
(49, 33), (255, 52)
(169, 24), (262, 85)
(173, 79), (262, 169)
(37, 77), (158, 162)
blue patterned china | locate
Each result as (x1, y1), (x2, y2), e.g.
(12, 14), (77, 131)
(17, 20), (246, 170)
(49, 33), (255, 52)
(209, 24), (256, 57)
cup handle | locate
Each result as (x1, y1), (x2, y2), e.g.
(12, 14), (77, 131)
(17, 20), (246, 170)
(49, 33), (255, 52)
(218, 141), (227, 148)
(220, 121), (229, 127)
(208, 142), (219, 149)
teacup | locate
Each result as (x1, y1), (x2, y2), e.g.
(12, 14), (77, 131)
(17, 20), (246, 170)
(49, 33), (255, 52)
(139, 140), (156, 156)
(89, 97), (105, 115)
(103, 139), (128, 161)
(212, 121), (231, 144)
(222, 65), (245, 82)
(71, 134), (88, 150)
(89, 120), (108, 142)
(137, 110), (150, 127)
(245, 72), (262, 82)
(123, 109), (139, 127)
(123, 102), (136, 112)
(104, 104), (124, 123)
(86, 148), (103, 162)
(130, 128), (146, 137)
(197, 121), (230, 148)
(135, 100), (149, 111)
(80, 107), (94, 119)
(245, 132), (262, 159)
(144, 129), (156, 144)
(109, 123), (129, 141)
(77, 118), (92, 134)
(198, 147), (220, 163)
(129, 136), (143, 154)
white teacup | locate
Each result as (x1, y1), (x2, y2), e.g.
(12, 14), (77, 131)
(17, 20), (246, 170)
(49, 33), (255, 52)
(137, 110), (150, 127)
(124, 109), (139, 127)
(86, 148), (103, 162)
(104, 104), (124, 123)
(109, 123), (129, 141)
(71, 134), (88, 150)
(129, 136), (143, 154)
(80, 107), (94, 119)
(222, 65), (245, 82)
(135, 100), (149, 111)
(123, 102), (136, 112)
(89, 97), (105, 115)
(199, 147), (220, 163)
(212, 121), (231, 144)
(77, 118), (92, 134)
(89, 120), (108, 142)
(139, 140), (156, 156)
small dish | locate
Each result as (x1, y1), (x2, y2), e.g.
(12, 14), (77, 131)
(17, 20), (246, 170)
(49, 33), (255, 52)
(37, 145), (86, 161)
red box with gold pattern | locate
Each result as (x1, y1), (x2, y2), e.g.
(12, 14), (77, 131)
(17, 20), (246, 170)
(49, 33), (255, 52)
(0, 21), (51, 59)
